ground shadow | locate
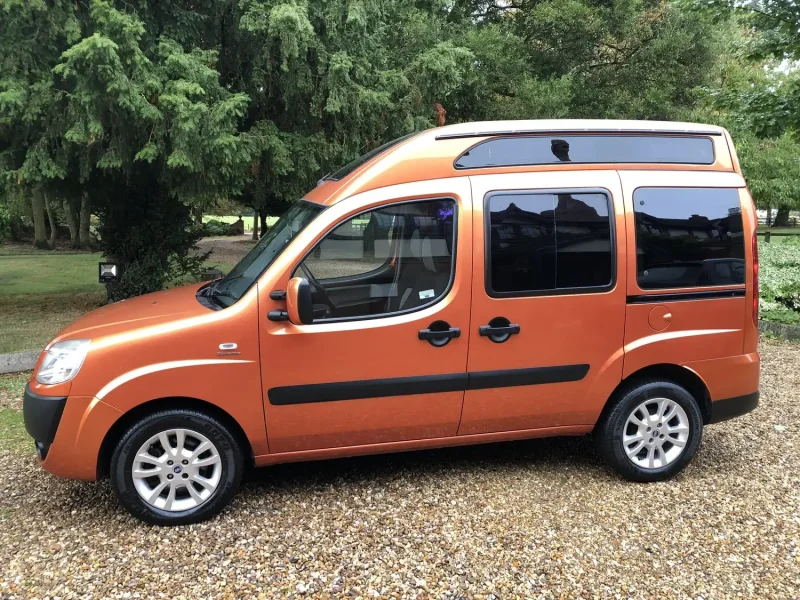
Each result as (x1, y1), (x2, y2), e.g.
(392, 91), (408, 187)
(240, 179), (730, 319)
(241, 434), (606, 494)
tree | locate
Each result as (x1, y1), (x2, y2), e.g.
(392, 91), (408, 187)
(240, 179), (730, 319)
(690, 21), (800, 221)
(444, 0), (719, 123)
(0, 0), (749, 299)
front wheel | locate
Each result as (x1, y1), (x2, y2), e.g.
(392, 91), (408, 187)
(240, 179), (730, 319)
(110, 409), (243, 525)
(596, 380), (703, 482)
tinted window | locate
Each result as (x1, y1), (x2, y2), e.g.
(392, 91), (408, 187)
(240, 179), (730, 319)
(634, 188), (745, 289)
(456, 136), (714, 169)
(488, 192), (613, 294)
(295, 199), (456, 321)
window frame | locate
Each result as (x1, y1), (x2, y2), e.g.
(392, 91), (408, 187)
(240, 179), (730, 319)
(455, 134), (716, 170)
(290, 197), (460, 324)
(631, 186), (747, 291)
(484, 188), (617, 299)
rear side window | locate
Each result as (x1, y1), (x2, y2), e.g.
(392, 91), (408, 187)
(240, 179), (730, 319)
(633, 188), (745, 289)
(487, 191), (614, 295)
(456, 136), (715, 169)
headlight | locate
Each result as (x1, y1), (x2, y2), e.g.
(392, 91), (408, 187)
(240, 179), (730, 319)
(36, 340), (91, 385)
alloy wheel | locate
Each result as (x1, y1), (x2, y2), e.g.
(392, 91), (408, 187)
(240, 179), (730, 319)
(622, 398), (690, 470)
(131, 428), (222, 511)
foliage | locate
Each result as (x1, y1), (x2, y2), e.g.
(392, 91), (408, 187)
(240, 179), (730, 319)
(203, 219), (236, 237)
(445, 0), (718, 122)
(95, 190), (209, 300)
(691, 21), (800, 211)
(759, 238), (800, 323)
(737, 133), (800, 210)
(0, 0), (795, 300)
(0, 205), (9, 243)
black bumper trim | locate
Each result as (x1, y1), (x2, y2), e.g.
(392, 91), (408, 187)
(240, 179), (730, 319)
(23, 384), (68, 456)
(709, 391), (759, 424)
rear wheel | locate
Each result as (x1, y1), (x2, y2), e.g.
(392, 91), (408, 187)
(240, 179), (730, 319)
(110, 409), (243, 525)
(596, 380), (703, 482)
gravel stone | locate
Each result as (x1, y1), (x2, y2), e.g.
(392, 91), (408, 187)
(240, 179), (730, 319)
(0, 340), (798, 599)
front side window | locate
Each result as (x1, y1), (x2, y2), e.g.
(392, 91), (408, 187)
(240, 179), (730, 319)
(487, 191), (614, 295)
(294, 199), (456, 321)
(634, 187), (745, 289)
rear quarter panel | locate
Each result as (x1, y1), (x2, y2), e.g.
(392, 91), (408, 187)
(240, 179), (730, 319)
(619, 170), (753, 397)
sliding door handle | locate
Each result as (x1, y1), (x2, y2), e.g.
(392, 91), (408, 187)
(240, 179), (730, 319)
(479, 317), (520, 343)
(479, 324), (520, 336)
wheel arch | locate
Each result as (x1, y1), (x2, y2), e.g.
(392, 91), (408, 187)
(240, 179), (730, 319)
(595, 363), (712, 431)
(96, 397), (254, 479)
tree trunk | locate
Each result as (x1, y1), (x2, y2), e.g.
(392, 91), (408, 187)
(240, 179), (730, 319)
(260, 212), (268, 236)
(765, 205), (772, 227)
(79, 192), (91, 248)
(773, 206), (791, 227)
(252, 209), (260, 240)
(64, 197), (80, 248)
(43, 190), (57, 249)
(193, 206), (203, 225)
(31, 187), (50, 249)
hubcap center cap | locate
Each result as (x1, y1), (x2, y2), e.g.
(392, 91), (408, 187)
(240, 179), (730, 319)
(173, 465), (183, 474)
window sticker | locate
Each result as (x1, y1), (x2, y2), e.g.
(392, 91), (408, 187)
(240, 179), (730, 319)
(419, 289), (435, 299)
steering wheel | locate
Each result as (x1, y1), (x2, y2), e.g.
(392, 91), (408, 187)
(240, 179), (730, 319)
(299, 263), (336, 311)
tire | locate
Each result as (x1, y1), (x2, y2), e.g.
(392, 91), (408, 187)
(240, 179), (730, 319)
(596, 380), (703, 482)
(110, 409), (244, 525)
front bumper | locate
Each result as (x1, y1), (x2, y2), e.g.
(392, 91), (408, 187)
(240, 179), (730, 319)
(22, 384), (68, 459)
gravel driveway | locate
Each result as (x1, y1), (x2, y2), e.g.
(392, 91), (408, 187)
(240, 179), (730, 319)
(1, 340), (798, 599)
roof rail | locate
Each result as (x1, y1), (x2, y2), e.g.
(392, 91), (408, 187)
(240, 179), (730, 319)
(435, 127), (723, 140)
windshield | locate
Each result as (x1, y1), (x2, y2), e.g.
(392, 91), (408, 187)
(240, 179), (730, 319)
(201, 201), (324, 308)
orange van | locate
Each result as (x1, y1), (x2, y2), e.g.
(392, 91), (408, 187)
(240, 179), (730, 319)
(22, 120), (760, 525)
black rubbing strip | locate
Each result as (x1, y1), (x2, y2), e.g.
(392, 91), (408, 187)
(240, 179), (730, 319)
(268, 373), (469, 405)
(267, 364), (591, 405)
(627, 289), (745, 304)
(467, 365), (590, 390)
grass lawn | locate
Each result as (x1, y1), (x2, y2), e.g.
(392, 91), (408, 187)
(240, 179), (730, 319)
(757, 228), (800, 245)
(0, 408), (28, 454)
(0, 253), (101, 296)
(0, 371), (31, 401)
(0, 372), (31, 452)
(0, 238), (247, 353)
(0, 292), (106, 353)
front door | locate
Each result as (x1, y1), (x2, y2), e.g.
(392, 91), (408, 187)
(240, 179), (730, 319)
(459, 170), (627, 435)
(259, 179), (472, 454)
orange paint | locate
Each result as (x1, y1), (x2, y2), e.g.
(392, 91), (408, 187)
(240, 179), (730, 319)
(22, 120), (758, 482)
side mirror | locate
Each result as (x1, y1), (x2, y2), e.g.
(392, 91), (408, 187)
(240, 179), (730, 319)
(286, 276), (314, 325)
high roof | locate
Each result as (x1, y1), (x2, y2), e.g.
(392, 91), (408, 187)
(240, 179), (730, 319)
(304, 119), (736, 206)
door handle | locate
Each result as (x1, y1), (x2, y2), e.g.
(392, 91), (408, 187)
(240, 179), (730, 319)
(479, 317), (520, 343)
(479, 324), (520, 336)
(418, 320), (460, 347)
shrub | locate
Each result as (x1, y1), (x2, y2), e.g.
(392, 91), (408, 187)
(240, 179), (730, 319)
(0, 205), (9, 243)
(759, 238), (800, 323)
(202, 219), (235, 236)
(96, 191), (209, 301)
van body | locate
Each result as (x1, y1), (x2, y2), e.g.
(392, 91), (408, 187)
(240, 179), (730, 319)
(22, 120), (760, 524)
